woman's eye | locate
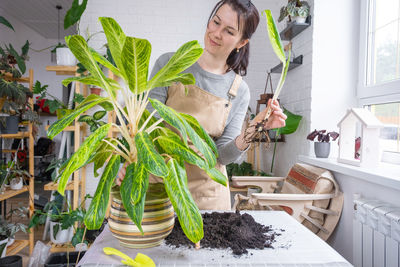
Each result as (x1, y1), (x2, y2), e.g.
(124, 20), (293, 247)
(214, 20), (220, 25)
(227, 30), (234, 35)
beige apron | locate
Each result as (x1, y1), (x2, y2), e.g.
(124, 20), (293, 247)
(165, 74), (242, 210)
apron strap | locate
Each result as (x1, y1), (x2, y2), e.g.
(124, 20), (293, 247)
(227, 74), (242, 100)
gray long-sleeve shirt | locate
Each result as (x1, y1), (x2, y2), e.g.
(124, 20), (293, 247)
(147, 52), (250, 165)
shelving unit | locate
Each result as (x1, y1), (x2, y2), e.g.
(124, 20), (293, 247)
(270, 55), (303, 73)
(0, 69), (35, 255)
(280, 16), (312, 41)
(43, 65), (87, 253)
(270, 16), (312, 73)
(44, 65), (86, 211)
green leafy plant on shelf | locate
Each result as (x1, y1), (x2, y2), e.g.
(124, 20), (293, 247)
(0, 205), (29, 255)
(29, 193), (90, 247)
(47, 17), (223, 244)
(278, 0), (310, 23)
(269, 109), (302, 173)
(226, 161), (270, 180)
(0, 16), (39, 125)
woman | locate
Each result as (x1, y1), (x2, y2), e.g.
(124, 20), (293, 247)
(118, 0), (287, 210)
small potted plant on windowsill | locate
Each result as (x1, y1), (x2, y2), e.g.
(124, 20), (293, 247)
(307, 129), (339, 158)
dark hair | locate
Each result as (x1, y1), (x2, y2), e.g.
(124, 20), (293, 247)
(207, 0), (260, 76)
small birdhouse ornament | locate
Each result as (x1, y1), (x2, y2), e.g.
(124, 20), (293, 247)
(337, 108), (383, 167)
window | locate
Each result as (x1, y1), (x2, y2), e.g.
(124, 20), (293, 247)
(359, 0), (400, 162)
(358, 0), (400, 103)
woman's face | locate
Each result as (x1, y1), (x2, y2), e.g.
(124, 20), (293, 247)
(204, 4), (248, 59)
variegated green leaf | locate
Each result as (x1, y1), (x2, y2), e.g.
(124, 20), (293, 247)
(164, 159), (203, 243)
(148, 98), (188, 145)
(120, 163), (146, 233)
(135, 131), (169, 178)
(90, 139), (116, 177)
(93, 110), (107, 120)
(152, 73), (195, 88)
(147, 40), (202, 90)
(90, 48), (122, 78)
(181, 118), (216, 168)
(130, 162), (149, 205)
(275, 49), (291, 99)
(121, 37), (151, 94)
(99, 17), (127, 80)
(180, 113), (218, 157)
(65, 35), (108, 88)
(57, 124), (111, 195)
(205, 167), (228, 187)
(264, 10), (285, 63)
(62, 76), (101, 88)
(84, 155), (120, 229)
(157, 134), (206, 169)
(47, 97), (108, 139)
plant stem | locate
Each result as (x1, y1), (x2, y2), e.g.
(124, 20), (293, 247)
(75, 227), (87, 266)
(270, 129), (279, 173)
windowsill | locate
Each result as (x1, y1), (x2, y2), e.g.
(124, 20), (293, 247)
(298, 155), (400, 191)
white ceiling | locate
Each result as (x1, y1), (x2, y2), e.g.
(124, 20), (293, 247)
(1, 0), (77, 39)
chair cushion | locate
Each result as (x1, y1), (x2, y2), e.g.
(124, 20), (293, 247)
(280, 163), (334, 233)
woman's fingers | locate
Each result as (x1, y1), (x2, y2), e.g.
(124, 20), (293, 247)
(116, 165), (127, 186)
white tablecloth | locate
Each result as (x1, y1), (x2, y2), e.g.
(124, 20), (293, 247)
(79, 211), (352, 266)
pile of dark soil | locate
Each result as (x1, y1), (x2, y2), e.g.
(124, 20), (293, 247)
(165, 211), (278, 255)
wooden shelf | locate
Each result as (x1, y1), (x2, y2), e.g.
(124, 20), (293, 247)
(46, 65), (78, 76)
(0, 131), (30, 139)
(271, 55), (303, 73)
(44, 181), (76, 191)
(6, 239), (29, 256)
(280, 16), (312, 41)
(2, 149), (17, 153)
(48, 241), (90, 253)
(38, 111), (57, 117)
(0, 72), (30, 83)
(0, 186), (28, 202)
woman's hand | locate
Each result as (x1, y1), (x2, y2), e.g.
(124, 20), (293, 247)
(116, 164), (126, 186)
(250, 99), (287, 129)
(236, 99), (286, 150)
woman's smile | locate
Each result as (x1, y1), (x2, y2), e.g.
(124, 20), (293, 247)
(208, 36), (221, 46)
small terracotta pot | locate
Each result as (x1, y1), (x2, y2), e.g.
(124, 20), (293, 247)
(90, 87), (102, 96)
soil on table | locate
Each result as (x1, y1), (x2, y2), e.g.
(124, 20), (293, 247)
(165, 211), (278, 256)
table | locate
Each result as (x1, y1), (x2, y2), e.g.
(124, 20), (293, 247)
(79, 211), (351, 266)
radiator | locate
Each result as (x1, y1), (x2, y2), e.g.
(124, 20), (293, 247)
(353, 196), (400, 267)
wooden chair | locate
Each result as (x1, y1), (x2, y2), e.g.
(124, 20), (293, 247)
(232, 163), (344, 241)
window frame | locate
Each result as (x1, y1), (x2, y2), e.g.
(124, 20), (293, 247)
(357, 0), (400, 107)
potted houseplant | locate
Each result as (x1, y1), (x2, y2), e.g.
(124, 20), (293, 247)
(0, 206), (28, 257)
(89, 86), (102, 96)
(0, 30), (36, 134)
(307, 129), (339, 158)
(47, 17), (223, 248)
(278, 0), (310, 24)
(29, 192), (88, 246)
(7, 162), (31, 191)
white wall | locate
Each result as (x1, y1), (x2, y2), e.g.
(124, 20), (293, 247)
(0, 7), (67, 150)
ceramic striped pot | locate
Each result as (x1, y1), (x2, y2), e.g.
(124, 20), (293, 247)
(108, 188), (175, 248)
